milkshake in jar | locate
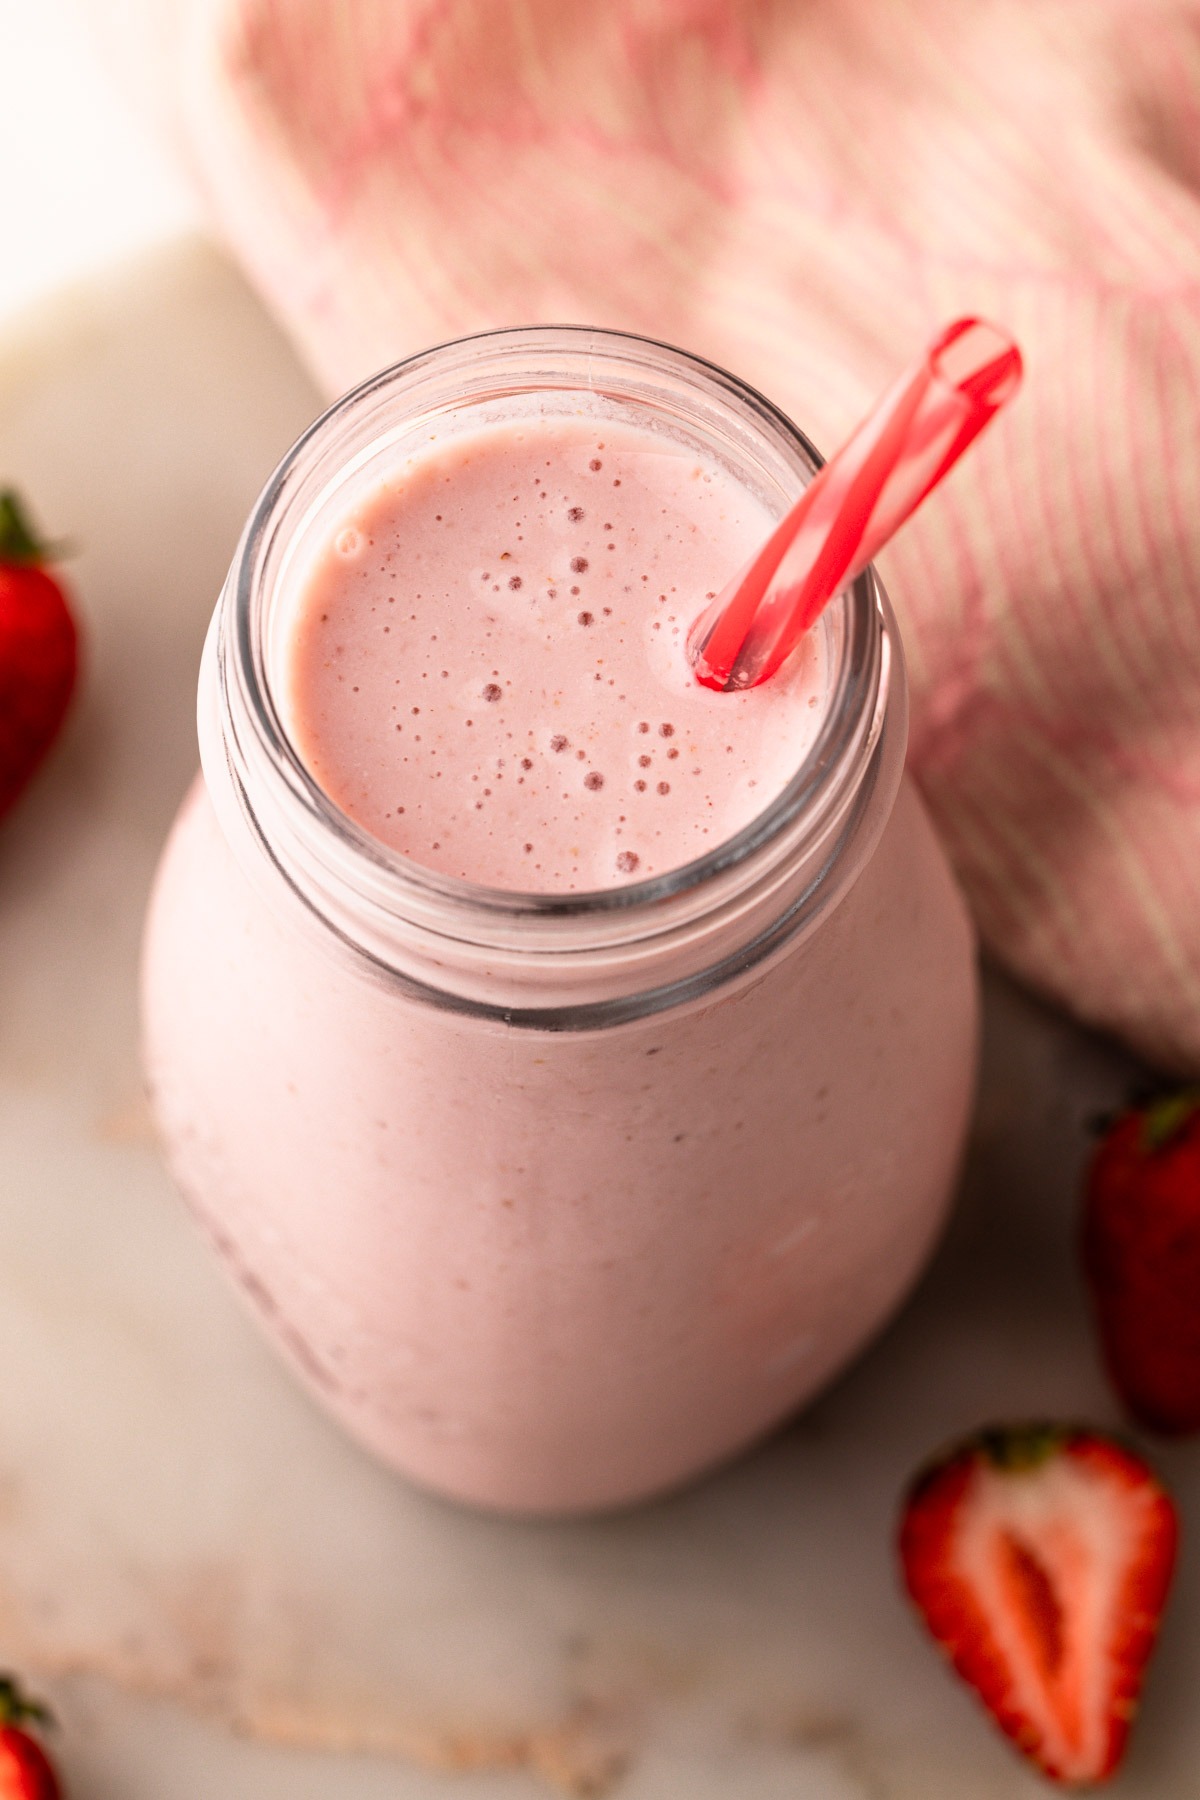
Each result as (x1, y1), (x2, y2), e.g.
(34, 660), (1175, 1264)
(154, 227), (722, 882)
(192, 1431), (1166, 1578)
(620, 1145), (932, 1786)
(141, 328), (978, 1514)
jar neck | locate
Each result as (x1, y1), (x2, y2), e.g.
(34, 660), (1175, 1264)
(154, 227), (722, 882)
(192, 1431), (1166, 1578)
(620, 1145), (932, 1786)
(199, 326), (906, 1027)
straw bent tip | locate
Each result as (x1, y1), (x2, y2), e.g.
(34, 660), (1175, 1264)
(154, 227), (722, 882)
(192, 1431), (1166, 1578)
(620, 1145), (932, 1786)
(688, 317), (1023, 693)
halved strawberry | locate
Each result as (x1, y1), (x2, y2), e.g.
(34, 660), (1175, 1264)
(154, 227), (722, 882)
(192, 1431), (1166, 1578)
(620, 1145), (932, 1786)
(898, 1425), (1177, 1784)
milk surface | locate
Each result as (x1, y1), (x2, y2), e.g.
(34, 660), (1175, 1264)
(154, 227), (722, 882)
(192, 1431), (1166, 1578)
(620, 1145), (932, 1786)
(283, 415), (826, 890)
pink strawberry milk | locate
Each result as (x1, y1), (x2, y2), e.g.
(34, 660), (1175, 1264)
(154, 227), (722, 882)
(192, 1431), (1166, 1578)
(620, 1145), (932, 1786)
(141, 328), (978, 1513)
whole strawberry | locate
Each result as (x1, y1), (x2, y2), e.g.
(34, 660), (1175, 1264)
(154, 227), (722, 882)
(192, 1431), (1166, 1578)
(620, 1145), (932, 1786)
(1082, 1092), (1200, 1433)
(0, 1675), (62, 1798)
(0, 490), (77, 822)
(899, 1424), (1177, 1784)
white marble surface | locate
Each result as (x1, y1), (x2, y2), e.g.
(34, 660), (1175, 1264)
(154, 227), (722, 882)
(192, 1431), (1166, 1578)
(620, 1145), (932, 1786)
(0, 242), (1197, 1798)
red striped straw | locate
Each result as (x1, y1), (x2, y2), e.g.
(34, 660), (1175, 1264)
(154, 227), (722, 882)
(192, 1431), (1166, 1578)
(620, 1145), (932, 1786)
(689, 318), (1023, 692)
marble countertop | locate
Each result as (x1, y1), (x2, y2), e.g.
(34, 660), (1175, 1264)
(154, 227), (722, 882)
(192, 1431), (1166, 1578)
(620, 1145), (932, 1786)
(1, 240), (1195, 1799)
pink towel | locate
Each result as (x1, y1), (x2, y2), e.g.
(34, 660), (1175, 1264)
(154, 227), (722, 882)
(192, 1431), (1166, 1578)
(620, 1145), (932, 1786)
(89, 0), (1200, 1071)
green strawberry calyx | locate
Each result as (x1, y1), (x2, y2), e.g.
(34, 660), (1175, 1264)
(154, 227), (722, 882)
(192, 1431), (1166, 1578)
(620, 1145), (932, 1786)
(0, 1674), (54, 1733)
(1141, 1089), (1200, 1154)
(0, 490), (51, 567)
(975, 1423), (1068, 1473)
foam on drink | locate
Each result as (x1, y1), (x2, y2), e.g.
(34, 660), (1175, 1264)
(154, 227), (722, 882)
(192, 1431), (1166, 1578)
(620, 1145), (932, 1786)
(282, 413), (828, 893)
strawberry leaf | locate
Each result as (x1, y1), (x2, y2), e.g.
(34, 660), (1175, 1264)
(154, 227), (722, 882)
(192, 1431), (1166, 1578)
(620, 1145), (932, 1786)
(977, 1423), (1067, 1473)
(1142, 1090), (1200, 1153)
(0, 1676), (53, 1733)
(0, 491), (48, 567)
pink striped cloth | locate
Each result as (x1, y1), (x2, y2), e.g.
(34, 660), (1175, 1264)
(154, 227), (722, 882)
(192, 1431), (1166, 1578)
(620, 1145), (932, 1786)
(89, 0), (1200, 1071)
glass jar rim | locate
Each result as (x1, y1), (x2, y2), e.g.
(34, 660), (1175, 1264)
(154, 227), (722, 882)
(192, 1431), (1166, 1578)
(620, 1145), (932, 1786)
(218, 324), (888, 956)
